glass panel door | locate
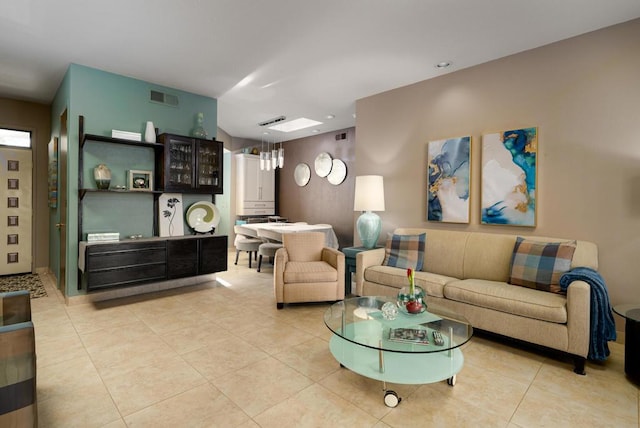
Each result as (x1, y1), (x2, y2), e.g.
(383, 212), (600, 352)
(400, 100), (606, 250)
(168, 139), (193, 188)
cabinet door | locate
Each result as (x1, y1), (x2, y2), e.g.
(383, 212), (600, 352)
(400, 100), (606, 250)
(199, 236), (228, 274)
(167, 239), (198, 279)
(259, 167), (275, 203)
(162, 134), (196, 192)
(195, 139), (223, 194)
(242, 155), (261, 201)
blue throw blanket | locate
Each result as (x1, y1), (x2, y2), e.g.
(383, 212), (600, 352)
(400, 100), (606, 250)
(559, 267), (617, 361)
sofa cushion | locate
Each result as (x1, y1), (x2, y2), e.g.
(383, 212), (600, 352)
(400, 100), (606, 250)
(382, 233), (426, 271)
(509, 237), (576, 293)
(364, 265), (455, 298)
(444, 279), (568, 323)
(284, 261), (337, 283)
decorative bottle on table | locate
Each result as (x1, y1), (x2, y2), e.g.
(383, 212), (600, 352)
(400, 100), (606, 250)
(397, 268), (425, 313)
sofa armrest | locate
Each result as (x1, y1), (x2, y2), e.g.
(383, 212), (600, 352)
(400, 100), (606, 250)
(566, 280), (590, 358)
(322, 248), (345, 299)
(0, 290), (31, 326)
(355, 248), (386, 296)
(273, 248), (289, 303)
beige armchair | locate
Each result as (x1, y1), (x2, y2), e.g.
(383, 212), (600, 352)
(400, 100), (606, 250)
(274, 232), (345, 309)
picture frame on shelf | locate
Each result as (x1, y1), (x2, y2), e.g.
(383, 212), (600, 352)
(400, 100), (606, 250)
(127, 170), (153, 191)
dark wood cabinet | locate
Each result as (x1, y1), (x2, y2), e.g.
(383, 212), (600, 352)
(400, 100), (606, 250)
(84, 235), (228, 292)
(157, 133), (223, 194)
(85, 241), (167, 291)
(167, 239), (199, 279)
(77, 116), (228, 293)
(199, 235), (228, 274)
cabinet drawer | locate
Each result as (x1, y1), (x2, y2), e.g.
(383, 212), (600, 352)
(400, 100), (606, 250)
(87, 264), (167, 291)
(87, 245), (166, 271)
(241, 201), (275, 209)
(238, 208), (275, 215)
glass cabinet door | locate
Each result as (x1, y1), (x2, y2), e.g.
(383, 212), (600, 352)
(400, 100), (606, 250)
(159, 134), (223, 194)
(195, 139), (222, 194)
(166, 137), (195, 190)
(196, 141), (217, 188)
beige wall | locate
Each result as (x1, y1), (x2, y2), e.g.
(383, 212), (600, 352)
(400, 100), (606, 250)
(356, 19), (640, 316)
(277, 128), (356, 248)
(0, 97), (52, 270)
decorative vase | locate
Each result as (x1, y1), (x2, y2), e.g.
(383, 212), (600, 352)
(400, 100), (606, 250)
(191, 112), (207, 138)
(397, 285), (426, 312)
(94, 164), (111, 190)
(144, 121), (156, 143)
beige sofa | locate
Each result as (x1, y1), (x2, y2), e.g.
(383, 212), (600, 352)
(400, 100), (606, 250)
(355, 228), (598, 374)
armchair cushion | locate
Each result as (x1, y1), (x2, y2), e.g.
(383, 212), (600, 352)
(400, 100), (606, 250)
(283, 232), (325, 262)
(284, 261), (339, 283)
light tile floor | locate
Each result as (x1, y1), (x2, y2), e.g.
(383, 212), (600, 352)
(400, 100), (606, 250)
(32, 252), (639, 427)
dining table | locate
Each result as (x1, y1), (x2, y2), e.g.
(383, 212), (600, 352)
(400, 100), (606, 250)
(235, 222), (339, 249)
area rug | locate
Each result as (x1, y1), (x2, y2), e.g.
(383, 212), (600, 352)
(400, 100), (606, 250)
(0, 273), (47, 298)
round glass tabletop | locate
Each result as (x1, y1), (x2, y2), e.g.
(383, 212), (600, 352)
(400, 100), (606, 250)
(613, 304), (640, 322)
(324, 296), (473, 354)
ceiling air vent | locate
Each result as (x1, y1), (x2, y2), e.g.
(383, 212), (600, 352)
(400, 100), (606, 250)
(150, 89), (179, 107)
(258, 116), (286, 127)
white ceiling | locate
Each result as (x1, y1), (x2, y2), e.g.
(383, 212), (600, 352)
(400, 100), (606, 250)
(1, 1), (639, 142)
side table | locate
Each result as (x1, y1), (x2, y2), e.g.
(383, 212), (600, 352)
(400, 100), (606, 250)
(613, 304), (640, 383)
(342, 246), (382, 296)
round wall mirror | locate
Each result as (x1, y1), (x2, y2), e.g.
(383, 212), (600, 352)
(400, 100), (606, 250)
(314, 152), (333, 177)
(294, 163), (311, 186)
(327, 159), (347, 185)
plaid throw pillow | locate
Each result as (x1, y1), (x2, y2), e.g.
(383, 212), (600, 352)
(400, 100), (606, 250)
(382, 233), (426, 271)
(509, 237), (577, 293)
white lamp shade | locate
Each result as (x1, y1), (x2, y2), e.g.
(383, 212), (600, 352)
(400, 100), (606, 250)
(354, 175), (385, 212)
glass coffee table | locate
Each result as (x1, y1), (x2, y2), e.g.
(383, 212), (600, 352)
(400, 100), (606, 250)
(324, 296), (473, 407)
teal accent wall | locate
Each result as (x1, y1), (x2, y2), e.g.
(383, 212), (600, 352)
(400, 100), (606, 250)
(60, 63), (217, 296)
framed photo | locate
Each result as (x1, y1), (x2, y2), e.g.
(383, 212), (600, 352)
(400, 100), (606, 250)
(481, 127), (537, 227)
(127, 170), (153, 191)
(427, 136), (471, 223)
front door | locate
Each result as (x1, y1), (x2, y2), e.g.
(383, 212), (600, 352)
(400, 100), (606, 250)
(0, 146), (33, 275)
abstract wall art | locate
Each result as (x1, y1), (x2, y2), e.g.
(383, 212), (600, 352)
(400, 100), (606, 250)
(481, 127), (537, 226)
(427, 136), (471, 223)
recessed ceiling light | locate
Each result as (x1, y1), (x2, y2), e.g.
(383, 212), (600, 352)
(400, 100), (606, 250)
(325, 114), (335, 120)
(311, 129), (319, 133)
(436, 61), (452, 69)
(269, 117), (323, 133)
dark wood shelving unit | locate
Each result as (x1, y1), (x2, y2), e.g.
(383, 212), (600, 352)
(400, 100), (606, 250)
(78, 188), (164, 200)
(77, 115), (228, 292)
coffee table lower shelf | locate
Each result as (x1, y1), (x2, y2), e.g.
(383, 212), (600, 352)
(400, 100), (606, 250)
(329, 334), (464, 406)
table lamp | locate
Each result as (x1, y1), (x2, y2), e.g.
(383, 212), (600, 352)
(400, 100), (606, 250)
(354, 175), (385, 249)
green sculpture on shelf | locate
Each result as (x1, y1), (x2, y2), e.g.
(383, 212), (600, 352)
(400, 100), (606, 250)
(191, 112), (208, 138)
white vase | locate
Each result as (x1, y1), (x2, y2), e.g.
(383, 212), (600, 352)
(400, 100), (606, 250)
(94, 164), (111, 189)
(144, 121), (156, 143)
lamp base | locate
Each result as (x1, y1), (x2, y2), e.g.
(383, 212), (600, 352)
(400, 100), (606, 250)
(357, 211), (381, 249)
